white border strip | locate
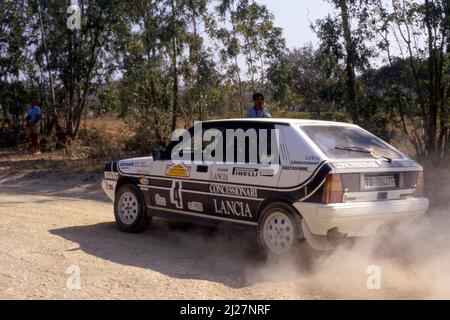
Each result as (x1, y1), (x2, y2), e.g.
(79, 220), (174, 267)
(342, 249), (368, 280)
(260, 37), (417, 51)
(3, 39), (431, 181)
(148, 205), (258, 226)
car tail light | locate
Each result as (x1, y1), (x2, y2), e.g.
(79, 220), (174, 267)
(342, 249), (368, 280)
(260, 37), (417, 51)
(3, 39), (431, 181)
(414, 171), (424, 197)
(322, 173), (343, 204)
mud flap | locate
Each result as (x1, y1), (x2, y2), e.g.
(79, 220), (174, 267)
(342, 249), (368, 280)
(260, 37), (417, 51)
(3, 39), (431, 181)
(301, 219), (335, 251)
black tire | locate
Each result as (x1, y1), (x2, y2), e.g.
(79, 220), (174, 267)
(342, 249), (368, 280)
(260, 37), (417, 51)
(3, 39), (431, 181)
(257, 202), (303, 257)
(114, 184), (151, 233)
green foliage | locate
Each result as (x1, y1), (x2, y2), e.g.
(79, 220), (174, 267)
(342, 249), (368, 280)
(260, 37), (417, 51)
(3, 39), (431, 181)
(309, 0), (450, 159)
(0, 122), (27, 148)
(0, 0), (448, 164)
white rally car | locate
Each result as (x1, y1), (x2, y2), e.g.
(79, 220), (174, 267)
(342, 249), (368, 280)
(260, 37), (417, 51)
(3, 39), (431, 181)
(102, 119), (429, 255)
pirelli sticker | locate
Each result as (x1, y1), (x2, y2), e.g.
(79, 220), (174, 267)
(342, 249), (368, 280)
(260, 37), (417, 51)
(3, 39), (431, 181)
(232, 167), (258, 177)
(165, 163), (191, 178)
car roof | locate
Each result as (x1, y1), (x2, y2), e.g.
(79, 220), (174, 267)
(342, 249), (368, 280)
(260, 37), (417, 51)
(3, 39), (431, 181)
(201, 118), (359, 127)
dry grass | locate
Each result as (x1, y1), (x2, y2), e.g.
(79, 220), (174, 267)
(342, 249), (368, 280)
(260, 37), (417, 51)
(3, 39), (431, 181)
(2, 113), (449, 207)
(0, 116), (133, 184)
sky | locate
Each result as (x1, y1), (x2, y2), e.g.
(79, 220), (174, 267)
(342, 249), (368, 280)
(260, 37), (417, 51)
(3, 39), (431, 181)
(256, 0), (336, 49)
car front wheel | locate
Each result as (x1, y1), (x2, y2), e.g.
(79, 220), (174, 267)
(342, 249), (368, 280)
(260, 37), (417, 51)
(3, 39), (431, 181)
(114, 184), (151, 233)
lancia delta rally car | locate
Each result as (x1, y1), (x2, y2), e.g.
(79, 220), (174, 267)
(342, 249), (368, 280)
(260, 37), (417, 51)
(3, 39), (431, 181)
(101, 119), (429, 255)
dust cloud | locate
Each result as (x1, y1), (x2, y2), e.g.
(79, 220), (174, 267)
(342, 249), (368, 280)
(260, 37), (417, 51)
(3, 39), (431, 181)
(244, 208), (450, 299)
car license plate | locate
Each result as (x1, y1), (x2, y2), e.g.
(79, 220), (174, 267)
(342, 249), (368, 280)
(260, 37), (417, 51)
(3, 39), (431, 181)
(364, 175), (396, 189)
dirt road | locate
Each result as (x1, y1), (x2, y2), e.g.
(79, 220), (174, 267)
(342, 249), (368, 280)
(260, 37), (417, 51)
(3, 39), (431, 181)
(1, 151), (450, 299)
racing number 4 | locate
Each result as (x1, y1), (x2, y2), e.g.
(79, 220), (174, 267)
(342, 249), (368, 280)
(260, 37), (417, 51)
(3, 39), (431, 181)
(170, 181), (183, 209)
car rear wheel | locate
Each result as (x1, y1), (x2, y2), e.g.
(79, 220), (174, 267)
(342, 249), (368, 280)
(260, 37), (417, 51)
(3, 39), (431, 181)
(257, 202), (303, 257)
(114, 184), (151, 233)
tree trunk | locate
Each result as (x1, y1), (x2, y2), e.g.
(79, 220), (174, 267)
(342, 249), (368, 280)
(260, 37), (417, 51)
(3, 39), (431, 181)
(67, 0), (76, 139)
(424, 0), (438, 156)
(171, 37), (179, 131)
(437, 0), (450, 158)
(191, 11), (202, 121)
(171, 0), (179, 132)
(35, 0), (60, 134)
(235, 56), (244, 117)
(338, 0), (358, 124)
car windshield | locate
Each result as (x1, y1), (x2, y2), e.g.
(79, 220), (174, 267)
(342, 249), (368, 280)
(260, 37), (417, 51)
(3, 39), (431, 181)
(300, 125), (406, 160)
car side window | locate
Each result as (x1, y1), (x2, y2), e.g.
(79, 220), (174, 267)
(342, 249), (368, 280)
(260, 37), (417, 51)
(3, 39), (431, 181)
(223, 123), (275, 164)
(164, 124), (224, 162)
(202, 126), (224, 162)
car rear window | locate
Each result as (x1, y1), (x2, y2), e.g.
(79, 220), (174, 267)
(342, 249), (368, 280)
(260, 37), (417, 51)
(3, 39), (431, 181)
(299, 125), (406, 160)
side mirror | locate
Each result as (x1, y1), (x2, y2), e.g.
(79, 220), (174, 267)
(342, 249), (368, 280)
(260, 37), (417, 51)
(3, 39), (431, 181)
(152, 149), (165, 161)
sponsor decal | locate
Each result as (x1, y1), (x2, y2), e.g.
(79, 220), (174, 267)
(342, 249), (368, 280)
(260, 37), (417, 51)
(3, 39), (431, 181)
(210, 167), (229, 181)
(155, 193), (167, 207)
(188, 201), (203, 212)
(213, 199), (253, 218)
(333, 161), (380, 169)
(232, 167), (258, 177)
(282, 166), (308, 171)
(290, 160), (320, 166)
(135, 161), (149, 167)
(165, 163), (191, 178)
(210, 184), (258, 198)
(104, 172), (119, 180)
(119, 160), (135, 169)
(305, 155), (320, 161)
(259, 167), (276, 176)
(119, 160), (149, 170)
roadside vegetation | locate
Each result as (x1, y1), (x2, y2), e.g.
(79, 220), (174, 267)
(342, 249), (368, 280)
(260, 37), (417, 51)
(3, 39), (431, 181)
(0, 0), (449, 204)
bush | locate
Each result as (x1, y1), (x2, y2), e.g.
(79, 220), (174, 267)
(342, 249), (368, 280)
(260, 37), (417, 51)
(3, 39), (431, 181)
(284, 111), (349, 122)
(0, 123), (28, 148)
(77, 127), (125, 160)
(124, 123), (161, 156)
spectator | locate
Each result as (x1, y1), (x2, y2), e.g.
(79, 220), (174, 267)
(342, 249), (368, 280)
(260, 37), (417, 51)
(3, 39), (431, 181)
(245, 92), (272, 118)
(26, 98), (42, 155)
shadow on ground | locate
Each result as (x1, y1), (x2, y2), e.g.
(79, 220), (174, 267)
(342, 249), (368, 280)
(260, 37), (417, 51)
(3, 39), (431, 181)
(49, 219), (271, 289)
(0, 179), (109, 202)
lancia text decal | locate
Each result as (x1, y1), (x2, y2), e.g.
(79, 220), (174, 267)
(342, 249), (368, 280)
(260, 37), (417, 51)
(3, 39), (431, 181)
(213, 199), (253, 218)
(210, 167), (229, 181)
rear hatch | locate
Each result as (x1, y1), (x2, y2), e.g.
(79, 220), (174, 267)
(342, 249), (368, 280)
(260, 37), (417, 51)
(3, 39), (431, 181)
(299, 124), (424, 203)
(339, 170), (420, 202)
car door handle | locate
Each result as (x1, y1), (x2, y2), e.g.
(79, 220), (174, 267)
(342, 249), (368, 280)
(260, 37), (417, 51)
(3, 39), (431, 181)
(260, 167), (276, 176)
(196, 165), (209, 173)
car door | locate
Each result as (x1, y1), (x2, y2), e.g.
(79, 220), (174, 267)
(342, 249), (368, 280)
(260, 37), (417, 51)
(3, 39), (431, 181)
(175, 123), (224, 217)
(209, 122), (282, 224)
(148, 124), (215, 219)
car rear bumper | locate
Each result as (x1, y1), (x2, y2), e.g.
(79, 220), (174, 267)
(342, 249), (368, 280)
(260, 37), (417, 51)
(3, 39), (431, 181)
(101, 179), (117, 201)
(294, 197), (429, 237)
